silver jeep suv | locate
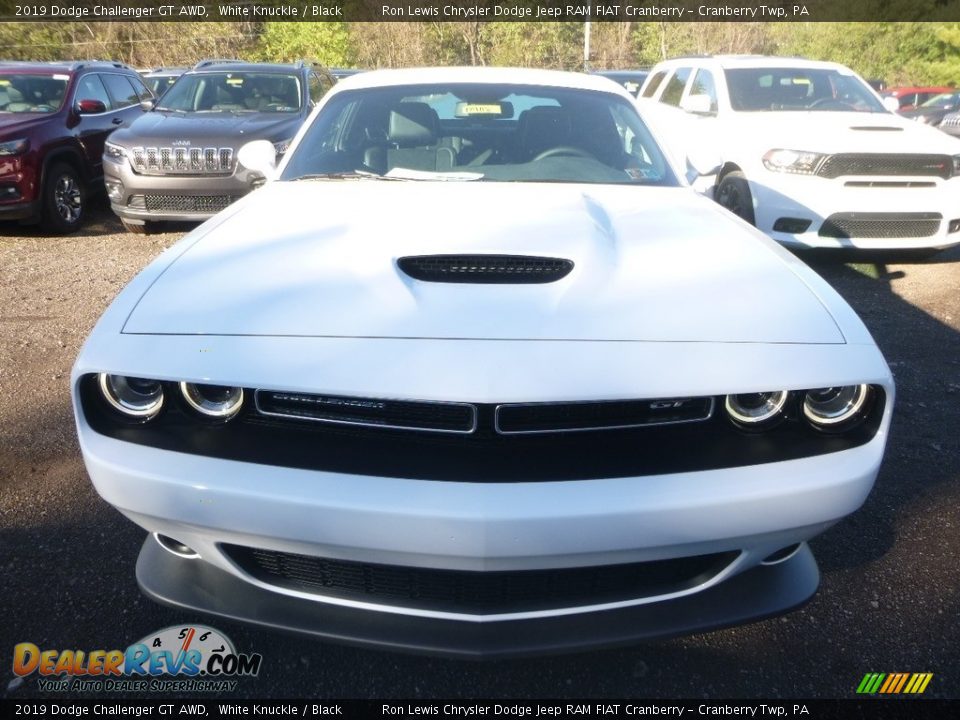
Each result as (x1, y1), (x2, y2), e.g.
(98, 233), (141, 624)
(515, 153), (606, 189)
(104, 60), (330, 233)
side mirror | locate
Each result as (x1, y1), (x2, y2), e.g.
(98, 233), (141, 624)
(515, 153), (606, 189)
(882, 96), (901, 113)
(75, 99), (106, 115)
(680, 94), (715, 116)
(140, 98), (155, 111)
(236, 139), (278, 185)
(686, 148), (722, 178)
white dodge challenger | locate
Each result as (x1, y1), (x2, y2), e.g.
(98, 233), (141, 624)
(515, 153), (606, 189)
(72, 68), (894, 657)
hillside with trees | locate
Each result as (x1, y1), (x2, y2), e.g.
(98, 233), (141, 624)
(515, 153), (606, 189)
(1, 21), (957, 86)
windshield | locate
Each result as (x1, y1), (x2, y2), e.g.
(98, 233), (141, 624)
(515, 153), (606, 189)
(281, 83), (678, 186)
(725, 68), (885, 113)
(146, 74), (180, 98)
(0, 73), (68, 113)
(920, 92), (960, 108)
(157, 71), (301, 113)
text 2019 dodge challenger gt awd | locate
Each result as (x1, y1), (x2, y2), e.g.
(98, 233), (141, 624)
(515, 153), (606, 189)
(72, 68), (894, 658)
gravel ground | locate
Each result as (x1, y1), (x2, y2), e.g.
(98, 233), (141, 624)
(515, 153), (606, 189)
(1, 199), (958, 700)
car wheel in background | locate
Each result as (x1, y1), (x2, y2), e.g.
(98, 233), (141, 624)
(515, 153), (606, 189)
(715, 171), (756, 225)
(41, 163), (84, 234)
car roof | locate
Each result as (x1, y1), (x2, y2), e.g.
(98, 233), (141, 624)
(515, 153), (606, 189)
(652, 55), (850, 72)
(332, 66), (634, 97)
(188, 62), (306, 75)
(0, 60), (134, 74)
(146, 67), (188, 76)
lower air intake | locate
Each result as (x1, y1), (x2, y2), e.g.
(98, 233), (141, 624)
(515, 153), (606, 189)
(397, 255), (574, 284)
(221, 544), (739, 614)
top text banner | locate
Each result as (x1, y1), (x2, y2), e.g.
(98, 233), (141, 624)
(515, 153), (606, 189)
(1, 0), (959, 22)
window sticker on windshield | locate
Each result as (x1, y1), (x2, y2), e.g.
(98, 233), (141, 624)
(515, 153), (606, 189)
(626, 168), (660, 181)
(455, 102), (511, 118)
(0, 80), (9, 86)
(53, 74), (70, 81)
(226, 78), (245, 86)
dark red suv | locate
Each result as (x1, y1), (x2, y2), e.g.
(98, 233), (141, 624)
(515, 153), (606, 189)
(0, 61), (153, 233)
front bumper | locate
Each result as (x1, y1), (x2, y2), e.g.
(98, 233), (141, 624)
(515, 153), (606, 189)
(103, 156), (256, 223)
(138, 534), (820, 658)
(747, 172), (960, 250)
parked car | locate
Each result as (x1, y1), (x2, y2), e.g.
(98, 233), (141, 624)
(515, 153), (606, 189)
(901, 91), (960, 127)
(592, 69), (650, 97)
(103, 60), (331, 233)
(141, 66), (187, 98)
(882, 86), (954, 112)
(638, 56), (960, 251)
(0, 60), (152, 233)
(73, 67), (894, 657)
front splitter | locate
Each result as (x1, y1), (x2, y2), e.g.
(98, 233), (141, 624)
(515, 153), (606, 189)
(136, 537), (819, 659)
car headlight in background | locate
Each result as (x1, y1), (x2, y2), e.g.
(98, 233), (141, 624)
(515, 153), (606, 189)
(104, 142), (127, 161)
(0, 138), (29, 156)
(762, 149), (825, 175)
(803, 385), (872, 431)
(724, 391), (789, 429)
(180, 382), (244, 420)
(98, 374), (164, 419)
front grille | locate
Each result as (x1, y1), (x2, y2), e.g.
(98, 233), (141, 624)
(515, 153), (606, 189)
(255, 390), (476, 434)
(222, 544), (738, 614)
(819, 212), (942, 239)
(131, 146), (234, 175)
(143, 195), (237, 213)
(397, 255), (574, 284)
(817, 153), (953, 179)
(496, 397), (713, 434)
(940, 114), (960, 129)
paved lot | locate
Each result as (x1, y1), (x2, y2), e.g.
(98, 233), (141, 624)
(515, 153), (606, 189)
(1, 201), (958, 699)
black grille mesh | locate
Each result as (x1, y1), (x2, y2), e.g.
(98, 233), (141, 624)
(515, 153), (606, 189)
(819, 213), (942, 239)
(397, 255), (574, 284)
(222, 544), (738, 614)
(144, 195), (237, 213)
(255, 390), (475, 434)
(817, 154), (953, 179)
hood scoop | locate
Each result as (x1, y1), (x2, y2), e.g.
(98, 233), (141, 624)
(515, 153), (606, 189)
(397, 254), (574, 284)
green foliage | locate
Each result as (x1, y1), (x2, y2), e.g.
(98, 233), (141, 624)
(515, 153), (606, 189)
(253, 22), (352, 67)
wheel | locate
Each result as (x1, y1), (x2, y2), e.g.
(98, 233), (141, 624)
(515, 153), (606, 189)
(532, 146), (595, 162)
(40, 163), (84, 234)
(120, 218), (156, 235)
(715, 171), (755, 225)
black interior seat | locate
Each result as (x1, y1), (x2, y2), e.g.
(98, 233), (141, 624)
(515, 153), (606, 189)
(517, 106), (575, 161)
(364, 102), (456, 173)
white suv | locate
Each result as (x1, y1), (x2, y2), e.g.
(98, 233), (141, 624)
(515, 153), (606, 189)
(638, 56), (960, 251)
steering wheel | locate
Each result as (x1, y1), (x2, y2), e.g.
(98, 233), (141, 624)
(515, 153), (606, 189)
(808, 98), (855, 111)
(532, 146), (595, 162)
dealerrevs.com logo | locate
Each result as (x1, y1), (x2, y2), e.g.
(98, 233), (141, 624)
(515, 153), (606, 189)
(13, 625), (262, 693)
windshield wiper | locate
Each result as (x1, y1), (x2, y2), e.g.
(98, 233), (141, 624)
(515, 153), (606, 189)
(288, 170), (394, 181)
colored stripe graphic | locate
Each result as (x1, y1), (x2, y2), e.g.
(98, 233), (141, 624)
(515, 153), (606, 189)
(857, 672), (932, 694)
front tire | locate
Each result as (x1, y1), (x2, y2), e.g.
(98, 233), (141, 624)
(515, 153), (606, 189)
(715, 171), (755, 225)
(40, 163), (84, 234)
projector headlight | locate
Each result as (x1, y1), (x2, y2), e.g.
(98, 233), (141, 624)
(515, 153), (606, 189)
(180, 382), (244, 420)
(98, 374), (164, 419)
(762, 149), (825, 175)
(725, 391), (789, 429)
(803, 385), (872, 431)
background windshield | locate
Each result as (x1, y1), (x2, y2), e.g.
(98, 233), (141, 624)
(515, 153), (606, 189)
(920, 92), (960, 108)
(158, 72), (301, 113)
(0, 74), (68, 113)
(282, 83), (678, 186)
(725, 68), (885, 113)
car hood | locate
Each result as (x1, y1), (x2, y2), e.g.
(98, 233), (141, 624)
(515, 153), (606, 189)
(110, 110), (301, 146)
(0, 113), (54, 137)
(727, 111), (960, 153)
(122, 182), (845, 344)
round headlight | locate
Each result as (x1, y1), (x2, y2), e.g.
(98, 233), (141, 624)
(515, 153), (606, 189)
(98, 374), (164, 419)
(725, 391), (788, 428)
(180, 382), (244, 419)
(803, 385), (871, 430)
